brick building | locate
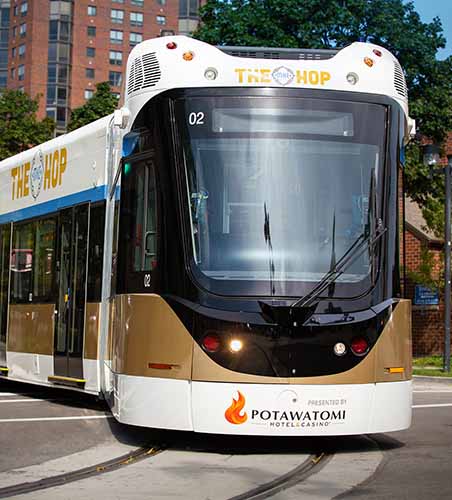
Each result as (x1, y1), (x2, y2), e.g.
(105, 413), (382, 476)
(403, 132), (452, 356)
(5, 0), (201, 133)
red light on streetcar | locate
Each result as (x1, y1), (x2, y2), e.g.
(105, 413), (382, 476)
(351, 337), (369, 356)
(202, 334), (221, 352)
(166, 42), (177, 50)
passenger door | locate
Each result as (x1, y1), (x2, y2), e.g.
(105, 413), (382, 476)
(0, 224), (11, 368)
(53, 205), (89, 381)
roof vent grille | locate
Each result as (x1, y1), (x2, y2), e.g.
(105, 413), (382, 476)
(394, 61), (408, 98)
(219, 46), (337, 61)
(127, 52), (161, 95)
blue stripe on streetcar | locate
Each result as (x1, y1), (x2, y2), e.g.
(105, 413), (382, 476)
(0, 185), (108, 224)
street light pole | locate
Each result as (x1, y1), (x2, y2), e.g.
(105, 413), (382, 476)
(445, 154), (452, 373)
(423, 144), (451, 372)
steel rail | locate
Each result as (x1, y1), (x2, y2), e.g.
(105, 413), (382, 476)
(0, 446), (165, 499)
(227, 452), (330, 500)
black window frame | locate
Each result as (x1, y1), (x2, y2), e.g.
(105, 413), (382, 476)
(117, 151), (160, 294)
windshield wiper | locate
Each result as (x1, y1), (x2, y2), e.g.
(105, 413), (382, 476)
(291, 168), (385, 310)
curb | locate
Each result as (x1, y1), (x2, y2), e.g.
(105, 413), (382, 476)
(413, 375), (452, 385)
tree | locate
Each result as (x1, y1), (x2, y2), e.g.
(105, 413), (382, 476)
(0, 90), (54, 161)
(68, 82), (118, 132)
(195, 0), (452, 233)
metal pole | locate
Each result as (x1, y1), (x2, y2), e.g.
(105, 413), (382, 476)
(444, 156), (452, 372)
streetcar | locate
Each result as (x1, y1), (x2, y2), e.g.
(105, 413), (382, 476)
(0, 36), (414, 435)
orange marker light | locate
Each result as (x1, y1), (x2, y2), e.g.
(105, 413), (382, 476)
(364, 57), (374, 67)
(183, 51), (195, 61)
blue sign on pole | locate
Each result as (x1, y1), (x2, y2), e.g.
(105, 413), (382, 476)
(414, 285), (439, 306)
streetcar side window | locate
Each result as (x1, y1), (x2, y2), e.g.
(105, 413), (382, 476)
(132, 161), (157, 273)
(33, 218), (56, 300)
(118, 157), (159, 293)
(86, 203), (105, 302)
(10, 221), (34, 302)
(0, 224), (11, 348)
(10, 217), (57, 303)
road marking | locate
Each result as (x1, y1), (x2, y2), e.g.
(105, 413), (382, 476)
(0, 392), (33, 396)
(413, 403), (452, 409)
(413, 391), (452, 393)
(0, 415), (113, 423)
(0, 398), (69, 403)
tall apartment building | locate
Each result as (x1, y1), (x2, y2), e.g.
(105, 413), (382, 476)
(0, 0), (9, 89)
(6, 0), (200, 133)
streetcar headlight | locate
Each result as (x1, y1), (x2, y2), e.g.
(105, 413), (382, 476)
(229, 339), (243, 353)
(333, 342), (347, 357)
(204, 67), (218, 81)
(346, 72), (359, 85)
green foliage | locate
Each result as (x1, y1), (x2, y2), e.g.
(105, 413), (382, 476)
(68, 82), (118, 132)
(406, 246), (441, 290)
(0, 90), (54, 161)
(195, 0), (452, 234)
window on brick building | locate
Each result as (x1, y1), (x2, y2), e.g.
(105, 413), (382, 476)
(130, 12), (143, 26)
(112, 0), (124, 3)
(109, 71), (122, 87)
(18, 44), (25, 57)
(12, 26), (17, 37)
(156, 15), (166, 25)
(11, 46), (16, 58)
(111, 9), (124, 24)
(87, 26), (96, 37)
(47, 86), (56, 105)
(86, 47), (95, 57)
(130, 32), (143, 46)
(58, 65), (68, 83)
(86, 68), (95, 78)
(10, 67), (15, 79)
(48, 64), (56, 83)
(157, 0), (166, 5)
(57, 107), (66, 123)
(18, 64), (24, 81)
(19, 23), (26, 37)
(13, 5), (17, 16)
(110, 29), (123, 44)
(112, 92), (120, 99)
(20, 2), (28, 16)
(87, 6), (97, 16)
(179, 0), (199, 17)
(131, 0), (144, 6)
(84, 89), (94, 99)
(50, 1), (72, 16)
(109, 50), (122, 66)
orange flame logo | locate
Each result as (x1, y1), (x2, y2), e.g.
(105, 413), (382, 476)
(225, 391), (248, 424)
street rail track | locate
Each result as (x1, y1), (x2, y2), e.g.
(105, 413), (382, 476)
(228, 452), (331, 500)
(0, 446), (164, 499)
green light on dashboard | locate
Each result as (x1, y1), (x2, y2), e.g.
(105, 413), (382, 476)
(124, 162), (132, 176)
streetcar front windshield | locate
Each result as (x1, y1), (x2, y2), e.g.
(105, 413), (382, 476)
(176, 94), (387, 297)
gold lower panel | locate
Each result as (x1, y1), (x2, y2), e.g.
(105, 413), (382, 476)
(112, 295), (411, 385)
(111, 294), (193, 379)
(8, 303), (54, 355)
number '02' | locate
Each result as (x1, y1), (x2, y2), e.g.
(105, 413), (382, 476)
(189, 112), (204, 125)
(144, 274), (151, 288)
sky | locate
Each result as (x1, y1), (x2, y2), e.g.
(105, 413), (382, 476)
(409, 0), (452, 59)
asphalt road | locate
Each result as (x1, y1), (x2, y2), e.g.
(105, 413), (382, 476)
(0, 377), (451, 499)
(342, 379), (452, 499)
